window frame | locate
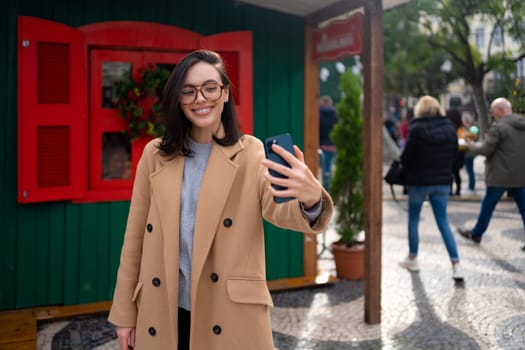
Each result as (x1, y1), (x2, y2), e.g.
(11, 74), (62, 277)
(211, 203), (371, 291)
(83, 50), (186, 202)
(475, 27), (485, 49)
(18, 16), (253, 204)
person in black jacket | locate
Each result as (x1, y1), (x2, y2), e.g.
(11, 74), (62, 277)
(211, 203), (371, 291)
(319, 95), (338, 190)
(446, 108), (465, 196)
(399, 95), (463, 280)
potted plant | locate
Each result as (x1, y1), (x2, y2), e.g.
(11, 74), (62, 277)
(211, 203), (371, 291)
(329, 68), (365, 280)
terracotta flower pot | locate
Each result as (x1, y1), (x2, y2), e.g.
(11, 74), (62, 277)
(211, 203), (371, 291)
(331, 242), (365, 280)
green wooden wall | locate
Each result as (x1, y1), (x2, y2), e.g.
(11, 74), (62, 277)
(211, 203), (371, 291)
(0, 0), (306, 311)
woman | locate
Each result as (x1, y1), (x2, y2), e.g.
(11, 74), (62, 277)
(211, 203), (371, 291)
(108, 50), (333, 349)
(318, 95), (338, 190)
(459, 112), (479, 194)
(446, 108), (465, 196)
(399, 95), (463, 281)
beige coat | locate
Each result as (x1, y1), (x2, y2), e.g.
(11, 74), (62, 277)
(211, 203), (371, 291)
(108, 134), (333, 349)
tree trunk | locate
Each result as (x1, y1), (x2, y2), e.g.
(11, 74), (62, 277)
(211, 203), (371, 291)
(470, 82), (490, 139)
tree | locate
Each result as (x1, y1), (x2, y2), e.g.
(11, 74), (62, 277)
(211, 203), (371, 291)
(330, 69), (364, 246)
(386, 0), (525, 136)
(384, 4), (457, 99)
(509, 78), (525, 114)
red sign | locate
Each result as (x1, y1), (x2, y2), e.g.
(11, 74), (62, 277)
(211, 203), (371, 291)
(312, 12), (363, 63)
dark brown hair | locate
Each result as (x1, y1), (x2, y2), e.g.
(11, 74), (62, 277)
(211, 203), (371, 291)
(157, 50), (242, 156)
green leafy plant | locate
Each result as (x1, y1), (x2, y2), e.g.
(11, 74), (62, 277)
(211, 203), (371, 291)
(329, 69), (364, 247)
(509, 78), (525, 115)
(115, 63), (170, 140)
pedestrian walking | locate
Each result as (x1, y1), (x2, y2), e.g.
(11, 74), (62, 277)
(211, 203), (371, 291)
(108, 50), (334, 350)
(398, 107), (412, 150)
(458, 97), (525, 250)
(460, 112), (479, 195)
(319, 95), (338, 190)
(398, 95), (464, 280)
(446, 108), (464, 196)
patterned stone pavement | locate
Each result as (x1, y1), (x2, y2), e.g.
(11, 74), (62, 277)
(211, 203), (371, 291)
(38, 158), (525, 349)
(271, 198), (525, 350)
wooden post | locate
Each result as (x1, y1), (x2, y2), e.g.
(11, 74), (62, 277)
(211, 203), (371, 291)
(303, 23), (320, 278)
(362, 0), (384, 324)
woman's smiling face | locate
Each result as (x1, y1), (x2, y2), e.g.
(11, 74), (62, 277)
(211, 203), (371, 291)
(180, 62), (229, 143)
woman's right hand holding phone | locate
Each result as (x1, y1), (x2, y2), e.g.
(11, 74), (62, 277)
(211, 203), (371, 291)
(262, 143), (322, 208)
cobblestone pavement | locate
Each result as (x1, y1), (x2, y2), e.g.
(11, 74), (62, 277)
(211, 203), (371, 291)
(38, 157), (525, 349)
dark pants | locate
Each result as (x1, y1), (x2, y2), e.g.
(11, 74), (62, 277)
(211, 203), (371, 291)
(451, 151), (465, 195)
(451, 168), (462, 195)
(464, 156), (475, 190)
(472, 187), (525, 237)
(320, 149), (336, 191)
(178, 307), (190, 350)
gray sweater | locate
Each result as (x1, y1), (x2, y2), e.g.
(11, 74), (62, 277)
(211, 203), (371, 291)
(179, 140), (212, 310)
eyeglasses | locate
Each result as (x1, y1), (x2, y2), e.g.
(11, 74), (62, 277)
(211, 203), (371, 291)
(180, 82), (225, 105)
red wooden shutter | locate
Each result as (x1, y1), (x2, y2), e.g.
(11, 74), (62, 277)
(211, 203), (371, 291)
(18, 16), (86, 203)
(199, 32), (253, 134)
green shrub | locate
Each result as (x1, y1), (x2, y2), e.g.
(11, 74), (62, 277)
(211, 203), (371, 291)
(329, 69), (364, 246)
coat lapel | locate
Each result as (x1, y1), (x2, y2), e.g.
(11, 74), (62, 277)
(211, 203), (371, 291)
(190, 141), (242, 306)
(150, 155), (184, 340)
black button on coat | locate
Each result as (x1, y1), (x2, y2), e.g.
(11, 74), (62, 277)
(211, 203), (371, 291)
(223, 218), (232, 227)
(210, 273), (219, 282)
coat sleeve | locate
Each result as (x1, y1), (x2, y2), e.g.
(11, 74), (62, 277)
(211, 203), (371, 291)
(108, 141), (155, 327)
(471, 124), (501, 158)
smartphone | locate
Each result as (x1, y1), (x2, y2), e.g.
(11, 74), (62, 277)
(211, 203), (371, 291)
(264, 133), (295, 203)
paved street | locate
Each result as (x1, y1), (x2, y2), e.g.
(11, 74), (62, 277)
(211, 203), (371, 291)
(38, 157), (525, 349)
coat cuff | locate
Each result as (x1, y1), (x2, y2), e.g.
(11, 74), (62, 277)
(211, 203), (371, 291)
(304, 189), (334, 232)
(300, 196), (322, 223)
